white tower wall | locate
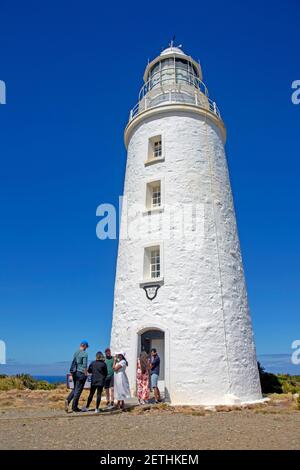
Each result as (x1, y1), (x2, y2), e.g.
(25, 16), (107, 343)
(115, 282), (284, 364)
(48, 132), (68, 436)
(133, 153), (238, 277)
(110, 46), (262, 405)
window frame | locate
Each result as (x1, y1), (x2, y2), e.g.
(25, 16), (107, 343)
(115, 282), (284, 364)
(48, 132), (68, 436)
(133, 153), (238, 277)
(144, 177), (164, 214)
(145, 134), (165, 166)
(151, 184), (161, 208)
(150, 247), (161, 279)
(141, 243), (164, 284)
(153, 139), (162, 159)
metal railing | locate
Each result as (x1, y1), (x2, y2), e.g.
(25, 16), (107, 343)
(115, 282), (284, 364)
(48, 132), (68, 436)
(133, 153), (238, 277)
(129, 67), (221, 122)
(139, 66), (209, 100)
(129, 89), (221, 122)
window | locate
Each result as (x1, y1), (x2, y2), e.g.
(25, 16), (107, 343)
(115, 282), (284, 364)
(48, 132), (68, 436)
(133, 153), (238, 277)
(152, 184), (161, 208)
(150, 248), (160, 279)
(160, 58), (175, 86)
(147, 135), (164, 163)
(153, 140), (162, 158)
(146, 180), (162, 211)
(148, 57), (199, 92)
(143, 245), (161, 280)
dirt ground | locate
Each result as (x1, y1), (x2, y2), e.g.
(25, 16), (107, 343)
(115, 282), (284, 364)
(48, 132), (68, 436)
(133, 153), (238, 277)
(0, 388), (300, 450)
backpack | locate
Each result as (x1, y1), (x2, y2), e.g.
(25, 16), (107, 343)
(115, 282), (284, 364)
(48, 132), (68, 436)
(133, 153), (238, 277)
(70, 356), (77, 374)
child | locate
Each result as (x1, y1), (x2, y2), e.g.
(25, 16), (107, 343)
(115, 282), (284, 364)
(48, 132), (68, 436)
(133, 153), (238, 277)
(82, 351), (107, 413)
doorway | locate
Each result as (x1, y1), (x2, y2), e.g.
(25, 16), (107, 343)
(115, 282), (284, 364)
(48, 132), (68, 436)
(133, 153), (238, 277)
(139, 329), (165, 381)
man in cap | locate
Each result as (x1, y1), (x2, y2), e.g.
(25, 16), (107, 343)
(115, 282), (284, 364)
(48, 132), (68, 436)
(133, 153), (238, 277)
(65, 340), (89, 412)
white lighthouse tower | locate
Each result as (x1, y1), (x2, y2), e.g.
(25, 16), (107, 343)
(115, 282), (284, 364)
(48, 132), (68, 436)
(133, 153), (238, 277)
(110, 43), (262, 405)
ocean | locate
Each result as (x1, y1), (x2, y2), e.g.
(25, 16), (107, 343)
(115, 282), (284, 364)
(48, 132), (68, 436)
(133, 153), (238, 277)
(33, 376), (66, 384)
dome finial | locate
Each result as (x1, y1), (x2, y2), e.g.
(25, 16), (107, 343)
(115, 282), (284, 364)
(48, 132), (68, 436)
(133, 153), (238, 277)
(168, 35), (182, 49)
(169, 34), (175, 48)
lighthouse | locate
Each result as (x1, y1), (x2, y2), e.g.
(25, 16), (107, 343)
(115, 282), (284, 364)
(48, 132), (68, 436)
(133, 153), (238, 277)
(110, 43), (262, 405)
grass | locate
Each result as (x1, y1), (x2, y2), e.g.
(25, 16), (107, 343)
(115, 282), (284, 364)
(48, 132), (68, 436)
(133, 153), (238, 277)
(0, 386), (92, 410)
(1, 369), (300, 414)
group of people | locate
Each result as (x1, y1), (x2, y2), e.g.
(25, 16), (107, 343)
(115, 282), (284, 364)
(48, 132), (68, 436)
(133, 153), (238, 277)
(65, 340), (161, 413)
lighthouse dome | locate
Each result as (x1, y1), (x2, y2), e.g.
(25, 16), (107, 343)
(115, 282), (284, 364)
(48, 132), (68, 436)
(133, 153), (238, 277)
(160, 46), (186, 56)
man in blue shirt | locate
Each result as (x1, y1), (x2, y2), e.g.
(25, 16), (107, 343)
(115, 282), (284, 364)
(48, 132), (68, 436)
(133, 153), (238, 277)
(150, 348), (161, 403)
(65, 340), (89, 412)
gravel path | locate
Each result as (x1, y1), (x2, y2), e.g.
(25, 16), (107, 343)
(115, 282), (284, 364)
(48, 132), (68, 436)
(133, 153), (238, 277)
(0, 408), (300, 450)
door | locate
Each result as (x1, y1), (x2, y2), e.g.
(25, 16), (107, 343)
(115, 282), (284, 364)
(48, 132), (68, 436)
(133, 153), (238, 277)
(139, 329), (165, 392)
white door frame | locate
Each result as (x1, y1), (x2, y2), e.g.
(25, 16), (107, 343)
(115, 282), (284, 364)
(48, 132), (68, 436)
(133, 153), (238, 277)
(130, 323), (170, 401)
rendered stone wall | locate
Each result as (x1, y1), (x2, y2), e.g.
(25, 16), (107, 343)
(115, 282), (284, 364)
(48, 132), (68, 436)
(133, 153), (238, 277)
(111, 110), (262, 405)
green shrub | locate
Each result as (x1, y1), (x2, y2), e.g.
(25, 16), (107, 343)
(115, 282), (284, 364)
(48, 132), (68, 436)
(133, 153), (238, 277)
(258, 363), (300, 395)
(15, 374), (37, 390)
(258, 362), (282, 394)
(0, 376), (24, 391)
(277, 374), (300, 395)
(0, 374), (56, 391)
(34, 380), (56, 390)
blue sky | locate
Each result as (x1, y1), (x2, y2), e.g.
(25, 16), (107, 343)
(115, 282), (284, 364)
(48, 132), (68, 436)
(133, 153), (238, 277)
(0, 0), (299, 374)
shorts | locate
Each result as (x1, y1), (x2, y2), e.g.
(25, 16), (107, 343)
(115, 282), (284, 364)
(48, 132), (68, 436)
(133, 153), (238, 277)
(151, 373), (159, 389)
(104, 375), (114, 389)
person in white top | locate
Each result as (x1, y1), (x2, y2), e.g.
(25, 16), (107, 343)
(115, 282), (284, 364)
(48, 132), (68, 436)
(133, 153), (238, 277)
(113, 352), (131, 411)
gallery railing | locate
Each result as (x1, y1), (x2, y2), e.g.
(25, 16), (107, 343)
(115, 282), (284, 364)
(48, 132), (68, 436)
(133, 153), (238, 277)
(129, 67), (221, 122)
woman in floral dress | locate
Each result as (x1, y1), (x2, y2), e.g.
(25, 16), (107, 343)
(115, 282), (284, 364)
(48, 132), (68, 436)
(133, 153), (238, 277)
(136, 351), (151, 404)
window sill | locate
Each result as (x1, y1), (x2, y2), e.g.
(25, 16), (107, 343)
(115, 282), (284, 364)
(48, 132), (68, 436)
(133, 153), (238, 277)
(139, 278), (164, 288)
(144, 157), (165, 166)
(142, 206), (164, 216)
